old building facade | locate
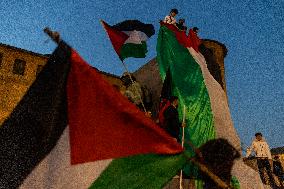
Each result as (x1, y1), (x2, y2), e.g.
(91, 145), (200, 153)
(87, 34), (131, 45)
(0, 44), (48, 124)
(0, 43), (122, 124)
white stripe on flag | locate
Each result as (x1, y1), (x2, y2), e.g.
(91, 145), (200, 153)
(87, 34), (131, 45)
(20, 126), (112, 189)
(187, 47), (265, 189)
(123, 30), (148, 44)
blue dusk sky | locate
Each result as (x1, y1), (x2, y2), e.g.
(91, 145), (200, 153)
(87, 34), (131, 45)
(0, 0), (283, 148)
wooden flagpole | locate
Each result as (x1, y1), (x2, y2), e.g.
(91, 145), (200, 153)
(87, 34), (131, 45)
(43, 27), (61, 44)
(100, 20), (147, 112)
(120, 60), (147, 112)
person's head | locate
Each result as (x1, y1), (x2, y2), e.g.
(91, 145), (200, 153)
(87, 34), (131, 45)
(170, 9), (178, 17)
(121, 72), (136, 87)
(193, 27), (199, 33)
(169, 96), (179, 107)
(255, 132), (263, 141)
(178, 19), (185, 25)
(274, 155), (280, 160)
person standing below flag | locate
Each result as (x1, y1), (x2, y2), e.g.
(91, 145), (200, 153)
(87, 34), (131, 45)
(246, 132), (277, 187)
(163, 96), (185, 142)
(120, 73), (144, 110)
(164, 9), (178, 25)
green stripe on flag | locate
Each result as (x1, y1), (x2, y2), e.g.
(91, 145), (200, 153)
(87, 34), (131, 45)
(157, 26), (216, 177)
(89, 154), (187, 189)
(120, 41), (147, 60)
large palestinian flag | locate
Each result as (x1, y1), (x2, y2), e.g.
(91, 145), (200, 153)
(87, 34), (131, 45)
(157, 23), (265, 189)
(101, 20), (155, 60)
(0, 41), (186, 188)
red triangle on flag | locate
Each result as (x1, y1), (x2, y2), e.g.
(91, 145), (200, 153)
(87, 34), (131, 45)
(67, 49), (183, 165)
(101, 20), (129, 57)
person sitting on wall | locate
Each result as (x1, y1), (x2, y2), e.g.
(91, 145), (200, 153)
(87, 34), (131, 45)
(176, 18), (187, 31)
(188, 26), (201, 52)
(164, 9), (178, 25)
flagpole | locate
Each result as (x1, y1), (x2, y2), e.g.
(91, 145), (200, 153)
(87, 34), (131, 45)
(121, 60), (147, 113)
(179, 105), (186, 189)
(45, 25), (147, 114)
(43, 27), (61, 44)
(100, 20), (147, 112)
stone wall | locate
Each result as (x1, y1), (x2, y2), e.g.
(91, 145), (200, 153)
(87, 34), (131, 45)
(0, 44), (48, 124)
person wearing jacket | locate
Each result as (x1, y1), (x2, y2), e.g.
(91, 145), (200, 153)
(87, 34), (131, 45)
(163, 96), (185, 142)
(246, 133), (277, 187)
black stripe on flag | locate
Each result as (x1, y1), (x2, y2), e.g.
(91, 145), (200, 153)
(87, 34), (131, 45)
(0, 42), (71, 189)
(112, 20), (155, 38)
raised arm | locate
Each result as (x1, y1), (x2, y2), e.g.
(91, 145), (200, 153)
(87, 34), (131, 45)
(246, 141), (256, 157)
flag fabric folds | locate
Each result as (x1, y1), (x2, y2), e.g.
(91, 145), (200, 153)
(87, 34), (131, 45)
(157, 24), (264, 188)
(157, 25), (216, 157)
(0, 41), (183, 188)
(89, 154), (187, 189)
(67, 43), (182, 164)
(159, 22), (201, 52)
(101, 20), (155, 60)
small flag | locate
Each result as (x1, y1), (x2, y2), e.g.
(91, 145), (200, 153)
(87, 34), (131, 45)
(101, 20), (155, 60)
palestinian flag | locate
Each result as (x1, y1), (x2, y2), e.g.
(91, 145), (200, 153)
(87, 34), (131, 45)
(101, 20), (155, 60)
(156, 23), (264, 188)
(0, 41), (185, 188)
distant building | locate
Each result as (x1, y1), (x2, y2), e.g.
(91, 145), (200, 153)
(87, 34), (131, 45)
(0, 43), (122, 124)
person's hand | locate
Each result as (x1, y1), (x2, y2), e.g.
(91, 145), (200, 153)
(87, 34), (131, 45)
(181, 122), (186, 127)
(145, 111), (152, 118)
